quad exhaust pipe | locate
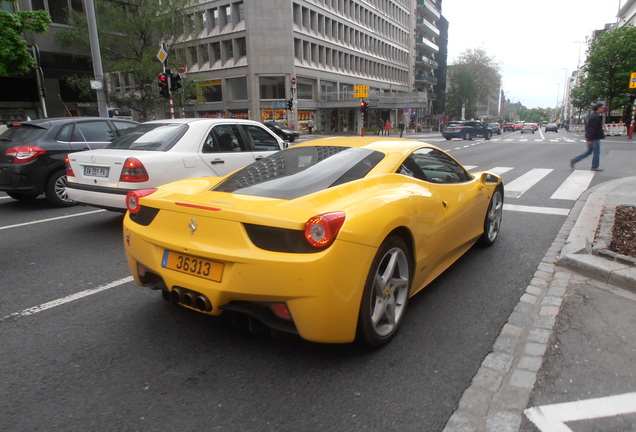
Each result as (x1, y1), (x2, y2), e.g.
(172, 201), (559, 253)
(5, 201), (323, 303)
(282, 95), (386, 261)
(169, 287), (212, 312)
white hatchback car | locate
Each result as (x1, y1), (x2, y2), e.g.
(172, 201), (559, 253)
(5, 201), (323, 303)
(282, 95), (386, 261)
(66, 118), (287, 211)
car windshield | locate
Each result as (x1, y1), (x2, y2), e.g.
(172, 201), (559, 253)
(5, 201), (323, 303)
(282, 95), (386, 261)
(213, 146), (385, 200)
(105, 123), (188, 151)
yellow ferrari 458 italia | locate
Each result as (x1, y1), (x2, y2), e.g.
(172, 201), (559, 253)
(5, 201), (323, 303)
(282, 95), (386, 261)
(123, 137), (503, 347)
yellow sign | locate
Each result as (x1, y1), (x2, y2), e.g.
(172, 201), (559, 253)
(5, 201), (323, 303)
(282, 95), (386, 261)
(630, 72), (636, 89)
(354, 85), (369, 99)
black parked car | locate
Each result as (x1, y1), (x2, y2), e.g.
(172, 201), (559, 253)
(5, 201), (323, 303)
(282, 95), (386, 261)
(0, 117), (138, 207)
(263, 121), (300, 142)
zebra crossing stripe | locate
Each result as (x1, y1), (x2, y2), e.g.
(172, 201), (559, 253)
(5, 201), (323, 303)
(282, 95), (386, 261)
(550, 170), (595, 200)
(488, 167), (514, 175)
(504, 168), (553, 198)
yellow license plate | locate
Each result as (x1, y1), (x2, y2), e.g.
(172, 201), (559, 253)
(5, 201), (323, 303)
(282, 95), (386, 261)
(161, 250), (224, 282)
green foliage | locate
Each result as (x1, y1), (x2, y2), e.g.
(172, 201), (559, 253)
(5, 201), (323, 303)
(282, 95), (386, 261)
(56, 0), (188, 119)
(519, 107), (550, 124)
(579, 25), (636, 114)
(0, 1), (51, 77)
(445, 48), (501, 120)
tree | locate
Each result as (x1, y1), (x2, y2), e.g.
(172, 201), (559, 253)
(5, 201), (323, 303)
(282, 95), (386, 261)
(445, 48), (501, 120)
(582, 25), (636, 117)
(56, 0), (187, 120)
(0, 1), (51, 76)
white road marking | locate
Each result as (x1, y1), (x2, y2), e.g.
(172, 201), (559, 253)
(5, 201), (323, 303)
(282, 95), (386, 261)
(504, 204), (569, 216)
(525, 392), (636, 432)
(504, 168), (553, 198)
(550, 170), (595, 200)
(487, 166), (514, 175)
(1, 276), (134, 322)
(0, 209), (105, 230)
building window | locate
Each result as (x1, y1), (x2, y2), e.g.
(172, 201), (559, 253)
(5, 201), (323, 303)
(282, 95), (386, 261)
(224, 40), (233, 59)
(236, 37), (246, 57)
(35, 0), (83, 25)
(259, 76), (285, 99)
(211, 42), (221, 61)
(234, 1), (244, 22)
(200, 44), (210, 63)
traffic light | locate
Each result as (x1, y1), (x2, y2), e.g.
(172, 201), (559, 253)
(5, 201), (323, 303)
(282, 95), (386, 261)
(158, 72), (169, 98)
(360, 100), (368, 112)
(287, 99), (293, 110)
(170, 72), (182, 91)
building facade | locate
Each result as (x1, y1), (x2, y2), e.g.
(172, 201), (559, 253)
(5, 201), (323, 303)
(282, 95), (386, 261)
(1, 0), (448, 132)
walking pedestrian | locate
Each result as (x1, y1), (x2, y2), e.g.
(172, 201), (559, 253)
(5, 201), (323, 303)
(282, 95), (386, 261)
(307, 118), (314, 134)
(570, 103), (606, 171)
(384, 120), (391, 136)
(398, 120), (405, 137)
(378, 119), (384, 135)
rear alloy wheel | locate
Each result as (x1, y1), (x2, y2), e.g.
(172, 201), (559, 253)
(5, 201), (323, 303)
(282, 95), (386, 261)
(479, 186), (503, 247)
(486, 131), (492, 140)
(45, 170), (76, 207)
(463, 131), (472, 140)
(357, 236), (411, 348)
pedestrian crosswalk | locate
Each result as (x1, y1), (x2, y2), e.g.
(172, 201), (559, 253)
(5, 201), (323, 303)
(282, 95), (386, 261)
(461, 165), (598, 216)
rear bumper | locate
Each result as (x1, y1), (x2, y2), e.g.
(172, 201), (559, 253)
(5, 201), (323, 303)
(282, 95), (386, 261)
(66, 182), (130, 211)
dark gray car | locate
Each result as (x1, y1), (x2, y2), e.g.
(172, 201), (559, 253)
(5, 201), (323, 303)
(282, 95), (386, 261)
(0, 117), (138, 207)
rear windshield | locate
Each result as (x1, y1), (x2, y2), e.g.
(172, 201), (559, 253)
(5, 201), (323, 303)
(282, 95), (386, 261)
(0, 124), (48, 143)
(213, 146), (385, 200)
(105, 123), (188, 151)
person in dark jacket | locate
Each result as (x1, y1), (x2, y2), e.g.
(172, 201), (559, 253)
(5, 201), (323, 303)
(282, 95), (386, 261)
(570, 103), (605, 171)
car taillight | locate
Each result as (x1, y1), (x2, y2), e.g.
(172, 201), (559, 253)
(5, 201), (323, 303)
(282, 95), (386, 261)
(126, 188), (157, 214)
(304, 212), (345, 248)
(120, 157), (149, 182)
(5, 146), (46, 164)
(64, 156), (75, 177)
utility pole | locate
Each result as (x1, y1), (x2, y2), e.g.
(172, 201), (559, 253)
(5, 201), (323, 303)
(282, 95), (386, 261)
(84, 0), (108, 117)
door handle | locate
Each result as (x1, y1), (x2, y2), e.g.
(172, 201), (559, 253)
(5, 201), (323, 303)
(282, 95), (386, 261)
(209, 159), (225, 165)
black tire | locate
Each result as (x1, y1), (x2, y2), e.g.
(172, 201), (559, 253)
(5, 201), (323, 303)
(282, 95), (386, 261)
(463, 131), (471, 140)
(357, 236), (411, 348)
(45, 170), (76, 207)
(486, 132), (492, 140)
(6, 192), (39, 201)
(478, 185), (503, 247)
(445, 137), (451, 140)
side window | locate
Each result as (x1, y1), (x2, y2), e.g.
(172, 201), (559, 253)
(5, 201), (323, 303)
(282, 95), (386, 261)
(242, 124), (280, 151)
(56, 124), (75, 142)
(210, 124), (245, 152)
(76, 121), (116, 142)
(399, 148), (471, 184)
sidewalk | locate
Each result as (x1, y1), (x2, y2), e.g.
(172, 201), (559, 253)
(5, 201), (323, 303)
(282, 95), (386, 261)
(443, 176), (636, 432)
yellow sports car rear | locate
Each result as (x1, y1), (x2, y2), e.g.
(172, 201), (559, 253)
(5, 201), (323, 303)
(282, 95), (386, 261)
(123, 137), (503, 346)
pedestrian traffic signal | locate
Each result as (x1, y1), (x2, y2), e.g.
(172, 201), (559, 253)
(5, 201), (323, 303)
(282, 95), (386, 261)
(170, 73), (182, 91)
(158, 72), (169, 98)
(287, 99), (293, 110)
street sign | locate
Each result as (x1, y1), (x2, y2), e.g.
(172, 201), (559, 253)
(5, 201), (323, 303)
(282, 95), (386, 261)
(157, 44), (168, 64)
(178, 64), (186, 74)
(630, 72), (636, 89)
(291, 77), (297, 87)
(354, 85), (369, 98)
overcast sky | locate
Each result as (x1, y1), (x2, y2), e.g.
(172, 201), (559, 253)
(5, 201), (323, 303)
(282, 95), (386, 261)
(441, 0), (622, 109)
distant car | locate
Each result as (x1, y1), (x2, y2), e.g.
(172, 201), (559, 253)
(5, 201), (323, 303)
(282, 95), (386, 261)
(441, 121), (493, 140)
(66, 118), (286, 211)
(263, 121), (300, 142)
(521, 124), (535, 134)
(545, 123), (559, 133)
(503, 123), (516, 132)
(0, 117), (138, 207)
(487, 123), (502, 135)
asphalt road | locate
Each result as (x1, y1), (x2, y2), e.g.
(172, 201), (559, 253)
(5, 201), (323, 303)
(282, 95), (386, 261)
(1, 129), (632, 431)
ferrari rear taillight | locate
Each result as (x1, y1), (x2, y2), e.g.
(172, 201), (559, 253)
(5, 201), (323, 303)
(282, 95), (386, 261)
(270, 303), (292, 320)
(5, 146), (46, 164)
(120, 157), (149, 182)
(64, 156), (75, 177)
(304, 211), (345, 248)
(126, 188), (157, 214)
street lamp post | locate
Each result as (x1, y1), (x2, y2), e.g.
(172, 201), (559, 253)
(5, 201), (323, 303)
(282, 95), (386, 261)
(562, 68), (568, 122)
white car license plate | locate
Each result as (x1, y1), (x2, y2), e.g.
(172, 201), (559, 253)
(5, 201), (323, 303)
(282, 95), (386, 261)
(84, 166), (109, 177)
